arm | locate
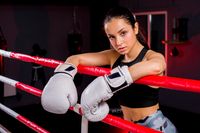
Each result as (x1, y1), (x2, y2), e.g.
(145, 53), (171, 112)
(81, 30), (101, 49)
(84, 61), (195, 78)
(41, 50), (116, 114)
(80, 51), (166, 121)
(129, 50), (166, 81)
(66, 49), (117, 67)
(81, 65), (133, 121)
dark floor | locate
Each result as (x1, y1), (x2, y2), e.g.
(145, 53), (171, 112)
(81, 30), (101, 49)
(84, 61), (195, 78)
(0, 92), (200, 133)
(0, 103), (125, 133)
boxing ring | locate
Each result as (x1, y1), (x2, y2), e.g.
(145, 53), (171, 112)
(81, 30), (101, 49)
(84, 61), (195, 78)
(0, 49), (200, 133)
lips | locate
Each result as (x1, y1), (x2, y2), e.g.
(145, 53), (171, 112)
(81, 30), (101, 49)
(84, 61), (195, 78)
(118, 47), (126, 53)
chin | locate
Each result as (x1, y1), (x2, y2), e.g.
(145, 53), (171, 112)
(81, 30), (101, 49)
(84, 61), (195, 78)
(119, 51), (127, 55)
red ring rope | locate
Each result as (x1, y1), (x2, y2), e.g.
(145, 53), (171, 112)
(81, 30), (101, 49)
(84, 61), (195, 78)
(0, 101), (49, 133)
(0, 75), (161, 133)
(2, 49), (200, 132)
(0, 49), (200, 94)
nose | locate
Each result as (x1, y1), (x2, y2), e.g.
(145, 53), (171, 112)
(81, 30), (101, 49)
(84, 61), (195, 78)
(116, 36), (123, 46)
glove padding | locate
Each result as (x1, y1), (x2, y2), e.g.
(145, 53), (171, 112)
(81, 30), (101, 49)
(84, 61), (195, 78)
(41, 62), (78, 114)
(83, 102), (109, 122)
(81, 65), (133, 122)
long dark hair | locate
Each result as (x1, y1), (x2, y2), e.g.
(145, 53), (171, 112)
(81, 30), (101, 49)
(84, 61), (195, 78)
(104, 6), (148, 49)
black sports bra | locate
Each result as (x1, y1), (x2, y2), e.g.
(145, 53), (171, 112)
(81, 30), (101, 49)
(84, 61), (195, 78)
(112, 47), (159, 108)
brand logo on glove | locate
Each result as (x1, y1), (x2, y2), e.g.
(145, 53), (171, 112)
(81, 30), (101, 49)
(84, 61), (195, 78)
(108, 72), (120, 79)
(65, 66), (75, 71)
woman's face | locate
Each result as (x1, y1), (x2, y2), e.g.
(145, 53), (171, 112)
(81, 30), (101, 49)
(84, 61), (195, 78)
(104, 18), (138, 55)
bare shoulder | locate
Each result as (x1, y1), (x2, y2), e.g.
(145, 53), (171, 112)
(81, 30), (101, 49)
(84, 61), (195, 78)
(145, 50), (166, 73)
(107, 49), (120, 65)
(145, 50), (165, 60)
(97, 49), (116, 59)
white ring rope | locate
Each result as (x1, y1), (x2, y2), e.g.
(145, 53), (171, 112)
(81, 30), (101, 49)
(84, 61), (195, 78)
(0, 102), (49, 133)
(0, 124), (11, 133)
(0, 127), (10, 133)
(1, 48), (200, 94)
(0, 49), (11, 58)
(0, 103), (18, 118)
(0, 49), (166, 133)
(0, 74), (160, 133)
(0, 75), (17, 87)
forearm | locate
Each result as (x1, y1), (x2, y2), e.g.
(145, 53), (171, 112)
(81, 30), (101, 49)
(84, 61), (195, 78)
(80, 66), (133, 121)
(129, 59), (166, 81)
(65, 50), (113, 67)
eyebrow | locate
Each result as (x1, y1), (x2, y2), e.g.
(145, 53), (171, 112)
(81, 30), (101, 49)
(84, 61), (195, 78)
(118, 28), (125, 33)
(107, 27), (126, 36)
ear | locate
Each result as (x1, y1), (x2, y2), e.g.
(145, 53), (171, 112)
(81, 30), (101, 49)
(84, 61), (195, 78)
(134, 22), (139, 35)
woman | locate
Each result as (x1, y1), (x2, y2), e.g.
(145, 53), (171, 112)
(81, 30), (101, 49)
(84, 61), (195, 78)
(41, 6), (177, 133)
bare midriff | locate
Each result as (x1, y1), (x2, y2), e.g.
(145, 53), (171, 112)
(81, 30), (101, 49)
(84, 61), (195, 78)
(121, 104), (159, 122)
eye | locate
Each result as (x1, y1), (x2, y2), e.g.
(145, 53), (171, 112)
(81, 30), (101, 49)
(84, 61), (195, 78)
(108, 35), (115, 40)
(120, 31), (127, 37)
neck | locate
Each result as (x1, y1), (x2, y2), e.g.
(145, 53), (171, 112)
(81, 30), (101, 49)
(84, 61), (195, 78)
(124, 41), (144, 62)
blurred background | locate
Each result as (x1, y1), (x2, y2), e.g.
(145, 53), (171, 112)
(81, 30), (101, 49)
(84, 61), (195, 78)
(0, 0), (200, 132)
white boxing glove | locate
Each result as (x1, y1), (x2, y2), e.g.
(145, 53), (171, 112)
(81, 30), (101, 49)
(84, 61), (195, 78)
(81, 65), (133, 122)
(41, 62), (78, 114)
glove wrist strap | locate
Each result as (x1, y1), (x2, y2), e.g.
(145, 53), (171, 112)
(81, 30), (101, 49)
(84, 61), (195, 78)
(54, 62), (77, 78)
(105, 66), (133, 93)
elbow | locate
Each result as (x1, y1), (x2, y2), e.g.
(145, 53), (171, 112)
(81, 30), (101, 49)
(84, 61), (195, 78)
(65, 55), (80, 66)
(152, 61), (166, 75)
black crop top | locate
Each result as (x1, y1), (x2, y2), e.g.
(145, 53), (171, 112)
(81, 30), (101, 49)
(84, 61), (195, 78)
(112, 47), (159, 108)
